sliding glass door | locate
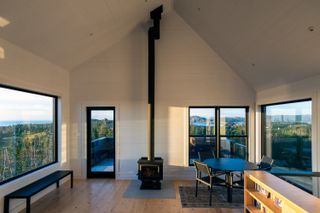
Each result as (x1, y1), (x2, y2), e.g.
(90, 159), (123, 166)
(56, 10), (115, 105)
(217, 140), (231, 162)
(87, 107), (115, 178)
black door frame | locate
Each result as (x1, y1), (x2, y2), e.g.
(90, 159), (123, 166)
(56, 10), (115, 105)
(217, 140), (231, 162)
(87, 106), (116, 178)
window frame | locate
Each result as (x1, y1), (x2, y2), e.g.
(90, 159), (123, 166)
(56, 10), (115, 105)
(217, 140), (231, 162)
(260, 98), (312, 158)
(218, 106), (249, 159)
(188, 106), (217, 138)
(86, 106), (116, 178)
(0, 84), (58, 185)
(188, 106), (249, 166)
(188, 107), (217, 166)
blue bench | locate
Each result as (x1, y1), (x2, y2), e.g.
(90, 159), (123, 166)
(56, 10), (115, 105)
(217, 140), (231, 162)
(4, 170), (73, 213)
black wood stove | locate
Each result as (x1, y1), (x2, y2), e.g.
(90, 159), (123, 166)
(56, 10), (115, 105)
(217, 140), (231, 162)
(137, 157), (163, 189)
(137, 5), (164, 190)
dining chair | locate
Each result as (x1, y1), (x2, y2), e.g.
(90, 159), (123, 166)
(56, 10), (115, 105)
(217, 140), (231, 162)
(257, 155), (274, 170)
(198, 150), (216, 162)
(198, 151), (225, 177)
(193, 160), (224, 206)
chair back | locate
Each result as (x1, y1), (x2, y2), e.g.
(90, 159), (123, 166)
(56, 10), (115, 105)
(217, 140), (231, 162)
(198, 151), (215, 162)
(259, 155), (274, 170)
(193, 160), (211, 177)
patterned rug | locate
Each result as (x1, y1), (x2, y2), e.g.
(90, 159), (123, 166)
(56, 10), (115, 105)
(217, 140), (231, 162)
(179, 185), (243, 208)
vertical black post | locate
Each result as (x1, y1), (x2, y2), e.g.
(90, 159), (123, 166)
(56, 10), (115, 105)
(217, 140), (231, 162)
(148, 28), (155, 161)
(147, 5), (163, 161)
(4, 197), (9, 213)
(26, 197), (31, 213)
(70, 171), (73, 188)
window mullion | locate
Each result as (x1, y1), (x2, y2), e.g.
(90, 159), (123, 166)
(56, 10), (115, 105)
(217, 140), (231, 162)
(216, 107), (220, 158)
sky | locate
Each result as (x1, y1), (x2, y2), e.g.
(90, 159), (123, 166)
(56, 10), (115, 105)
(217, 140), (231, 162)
(190, 101), (312, 119)
(91, 110), (114, 120)
(190, 108), (215, 118)
(190, 108), (245, 118)
(0, 86), (311, 122)
(266, 101), (311, 116)
(0, 87), (53, 121)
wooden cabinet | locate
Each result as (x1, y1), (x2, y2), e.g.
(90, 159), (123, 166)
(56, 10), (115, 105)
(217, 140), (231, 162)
(244, 170), (320, 213)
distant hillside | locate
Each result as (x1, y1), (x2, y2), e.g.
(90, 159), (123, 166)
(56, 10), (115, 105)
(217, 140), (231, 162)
(190, 116), (214, 124)
(266, 114), (311, 124)
(91, 119), (113, 129)
(190, 116), (245, 124)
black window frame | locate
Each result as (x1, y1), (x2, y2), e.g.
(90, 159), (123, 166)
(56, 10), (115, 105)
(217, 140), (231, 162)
(0, 84), (58, 185)
(188, 106), (249, 166)
(188, 107), (217, 166)
(218, 106), (249, 159)
(261, 98), (312, 159)
(86, 106), (116, 178)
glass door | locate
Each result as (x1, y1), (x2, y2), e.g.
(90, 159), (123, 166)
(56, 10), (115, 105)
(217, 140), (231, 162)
(87, 107), (115, 178)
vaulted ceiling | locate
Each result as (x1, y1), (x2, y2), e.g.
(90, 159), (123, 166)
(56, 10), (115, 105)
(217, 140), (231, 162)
(1, 0), (320, 91)
(174, 0), (320, 91)
(0, 0), (172, 70)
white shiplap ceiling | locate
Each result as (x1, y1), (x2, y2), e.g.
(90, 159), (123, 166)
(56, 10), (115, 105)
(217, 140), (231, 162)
(0, 0), (172, 70)
(1, 0), (320, 91)
(174, 0), (320, 91)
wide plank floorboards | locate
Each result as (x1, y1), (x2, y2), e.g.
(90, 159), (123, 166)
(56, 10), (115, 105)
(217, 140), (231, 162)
(30, 179), (242, 213)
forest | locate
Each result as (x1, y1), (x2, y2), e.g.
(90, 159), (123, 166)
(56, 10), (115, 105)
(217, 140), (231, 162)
(0, 123), (54, 182)
(190, 116), (246, 136)
(265, 121), (312, 170)
(91, 119), (114, 140)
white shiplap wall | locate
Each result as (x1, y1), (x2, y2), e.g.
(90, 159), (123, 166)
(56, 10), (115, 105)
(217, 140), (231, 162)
(70, 11), (255, 180)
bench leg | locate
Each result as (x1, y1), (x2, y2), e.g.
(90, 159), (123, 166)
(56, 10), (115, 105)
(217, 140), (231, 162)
(56, 180), (60, 188)
(4, 197), (9, 213)
(26, 197), (31, 213)
(71, 171), (73, 188)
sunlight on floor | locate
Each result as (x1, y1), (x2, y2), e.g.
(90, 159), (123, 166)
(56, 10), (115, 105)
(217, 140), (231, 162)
(0, 46), (4, 59)
(0, 16), (10, 28)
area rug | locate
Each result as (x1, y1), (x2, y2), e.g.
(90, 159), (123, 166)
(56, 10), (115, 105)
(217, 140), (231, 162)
(179, 185), (243, 208)
(123, 180), (176, 199)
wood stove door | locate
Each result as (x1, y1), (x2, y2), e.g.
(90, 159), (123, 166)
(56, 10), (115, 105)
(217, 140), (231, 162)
(87, 107), (115, 178)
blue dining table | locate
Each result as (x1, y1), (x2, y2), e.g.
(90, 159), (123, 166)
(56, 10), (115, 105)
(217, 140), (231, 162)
(203, 158), (258, 203)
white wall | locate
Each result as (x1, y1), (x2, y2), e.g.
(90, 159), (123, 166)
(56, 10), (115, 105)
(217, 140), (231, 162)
(0, 38), (70, 212)
(70, 11), (255, 179)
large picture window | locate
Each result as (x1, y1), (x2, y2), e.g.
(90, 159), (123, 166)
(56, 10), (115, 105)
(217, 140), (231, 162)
(0, 85), (57, 184)
(189, 106), (248, 165)
(261, 99), (312, 172)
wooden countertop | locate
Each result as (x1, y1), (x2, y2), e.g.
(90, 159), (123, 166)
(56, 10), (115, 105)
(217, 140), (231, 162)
(245, 170), (320, 213)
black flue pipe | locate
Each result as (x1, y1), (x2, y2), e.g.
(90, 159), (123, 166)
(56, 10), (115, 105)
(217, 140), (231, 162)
(148, 5), (163, 161)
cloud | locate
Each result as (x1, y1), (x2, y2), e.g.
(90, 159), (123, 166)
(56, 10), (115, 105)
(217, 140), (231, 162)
(0, 87), (53, 121)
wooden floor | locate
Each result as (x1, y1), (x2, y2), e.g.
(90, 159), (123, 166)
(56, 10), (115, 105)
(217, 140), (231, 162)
(30, 179), (243, 213)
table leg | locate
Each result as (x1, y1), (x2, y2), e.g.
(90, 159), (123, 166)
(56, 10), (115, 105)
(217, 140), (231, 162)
(71, 171), (73, 188)
(4, 197), (9, 213)
(226, 172), (233, 203)
(26, 197), (31, 213)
